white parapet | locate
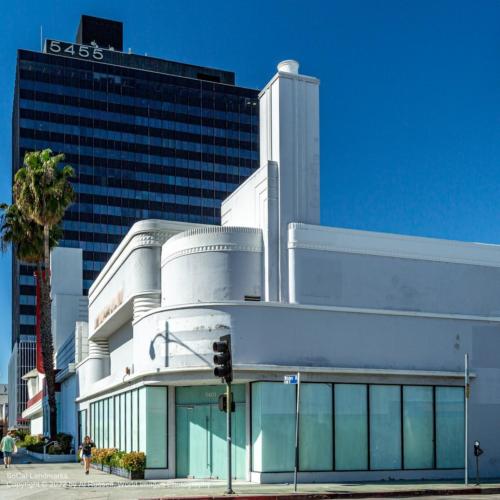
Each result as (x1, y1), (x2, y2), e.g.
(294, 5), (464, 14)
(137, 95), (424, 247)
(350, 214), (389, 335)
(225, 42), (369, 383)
(161, 226), (263, 307)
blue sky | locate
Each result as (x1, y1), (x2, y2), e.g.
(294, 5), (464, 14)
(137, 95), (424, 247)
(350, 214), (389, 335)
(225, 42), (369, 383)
(1, 0), (500, 381)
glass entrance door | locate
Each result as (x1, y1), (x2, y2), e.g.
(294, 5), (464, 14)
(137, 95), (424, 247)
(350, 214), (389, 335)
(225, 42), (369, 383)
(176, 385), (246, 479)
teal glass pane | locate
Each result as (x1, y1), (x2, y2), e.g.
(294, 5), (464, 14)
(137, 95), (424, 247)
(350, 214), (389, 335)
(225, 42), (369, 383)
(299, 383), (333, 471)
(109, 397), (115, 448)
(125, 392), (132, 452)
(120, 394), (126, 451)
(251, 382), (295, 472)
(335, 384), (368, 470)
(132, 390), (139, 451)
(436, 387), (464, 468)
(138, 389), (147, 452)
(114, 396), (120, 450)
(97, 401), (102, 447)
(370, 385), (401, 470)
(104, 399), (109, 448)
(146, 386), (167, 468)
(89, 404), (94, 444)
(93, 402), (97, 447)
(93, 403), (96, 445)
(403, 386), (434, 469)
(78, 410), (86, 445)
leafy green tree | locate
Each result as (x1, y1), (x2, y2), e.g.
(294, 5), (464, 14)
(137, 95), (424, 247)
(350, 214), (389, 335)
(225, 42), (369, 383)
(13, 149), (74, 438)
(0, 203), (62, 426)
(0, 203), (45, 266)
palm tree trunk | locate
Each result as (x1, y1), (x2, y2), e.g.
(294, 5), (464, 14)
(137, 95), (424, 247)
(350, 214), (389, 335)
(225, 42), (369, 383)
(41, 224), (57, 439)
(35, 264), (43, 374)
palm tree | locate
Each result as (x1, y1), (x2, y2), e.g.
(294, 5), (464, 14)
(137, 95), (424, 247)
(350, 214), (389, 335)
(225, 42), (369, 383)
(13, 149), (74, 438)
(0, 203), (63, 372)
(0, 203), (45, 266)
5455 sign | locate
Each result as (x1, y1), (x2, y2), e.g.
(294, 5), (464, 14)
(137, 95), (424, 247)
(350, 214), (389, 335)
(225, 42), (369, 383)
(45, 39), (105, 61)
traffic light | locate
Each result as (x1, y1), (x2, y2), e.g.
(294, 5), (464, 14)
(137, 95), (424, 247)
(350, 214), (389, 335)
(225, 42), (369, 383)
(474, 441), (484, 457)
(213, 334), (232, 383)
(218, 393), (236, 413)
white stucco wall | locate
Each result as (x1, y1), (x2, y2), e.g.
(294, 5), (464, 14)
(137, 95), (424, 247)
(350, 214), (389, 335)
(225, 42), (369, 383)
(288, 223), (500, 315)
(161, 226), (263, 306)
(30, 416), (43, 436)
(109, 323), (134, 376)
(58, 376), (77, 440)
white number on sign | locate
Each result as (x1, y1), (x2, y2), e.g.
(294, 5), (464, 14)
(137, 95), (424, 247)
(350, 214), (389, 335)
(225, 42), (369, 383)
(48, 41), (106, 61)
(49, 40), (61, 53)
(78, 45), (89, 58)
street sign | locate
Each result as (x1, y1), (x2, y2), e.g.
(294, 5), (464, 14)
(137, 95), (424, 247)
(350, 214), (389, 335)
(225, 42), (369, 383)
(283, 372), (301, 491)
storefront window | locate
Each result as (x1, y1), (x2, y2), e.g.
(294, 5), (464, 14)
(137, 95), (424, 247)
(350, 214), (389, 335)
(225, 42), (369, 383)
(120, 393), (126, 451)
(403, 386), (434, 468)
(335, 384), (368, 470)
(145, 386), (167, 468)
(370, 385), (401, 470)
(252, 382), (295, 472)
(138, 388), (147, 452)
(299, 383), (333, 471)
(109, 397), (115, 448)
(436, 387), (464, 468)
(103, 398), (109, 448)
(125, 392), (132, 452)
(132, 390), (139, 451)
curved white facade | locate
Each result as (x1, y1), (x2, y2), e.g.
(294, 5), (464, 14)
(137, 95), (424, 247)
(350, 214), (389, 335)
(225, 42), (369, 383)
(71, 60), (500, 484)
(161, 226), (263, 306)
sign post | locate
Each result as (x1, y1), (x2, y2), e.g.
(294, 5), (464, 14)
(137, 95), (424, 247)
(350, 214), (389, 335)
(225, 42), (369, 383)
(465, 353), (469, 486)
(226, 380), (233, 494)
(284, 373), (301, 492)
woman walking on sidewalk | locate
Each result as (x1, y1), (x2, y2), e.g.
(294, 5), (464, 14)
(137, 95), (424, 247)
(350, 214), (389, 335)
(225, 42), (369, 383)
(0, 431), (17, 468)
(79, 435), (95, 475)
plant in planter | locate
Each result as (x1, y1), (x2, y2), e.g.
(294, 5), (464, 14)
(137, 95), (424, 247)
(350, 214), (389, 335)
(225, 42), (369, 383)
(90, 448), (104, 469)
(55, 433), (73, 454)
(121, 451), (146, 480)
(26, 435), (47, 454)
(109, 450), (126, 474)
(90, 448), (146, 479)
(47, 442), (63, 455)
(91, 448), (117, 471)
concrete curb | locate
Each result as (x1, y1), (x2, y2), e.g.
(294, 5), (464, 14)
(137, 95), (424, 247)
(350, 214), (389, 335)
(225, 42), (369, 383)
(142, 486), (500, 499)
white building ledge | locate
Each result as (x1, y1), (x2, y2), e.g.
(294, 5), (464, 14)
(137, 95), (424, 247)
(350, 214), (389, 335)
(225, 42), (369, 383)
(76, 363), (472, 403)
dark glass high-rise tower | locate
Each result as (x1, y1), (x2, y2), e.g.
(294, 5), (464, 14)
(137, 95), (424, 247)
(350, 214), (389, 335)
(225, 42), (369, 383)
(10, 15), (259, 422)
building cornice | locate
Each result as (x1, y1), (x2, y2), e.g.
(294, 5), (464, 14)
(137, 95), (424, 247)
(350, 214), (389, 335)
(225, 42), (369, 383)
(133, 299), (500, 325)
(76, 364), (472, 403)
(162, 226), (263, 266)
(89, 219), (207, 303)
(289, 223), (500, 268)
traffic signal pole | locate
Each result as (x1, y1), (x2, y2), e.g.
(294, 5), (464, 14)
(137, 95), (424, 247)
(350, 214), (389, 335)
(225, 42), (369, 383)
(465, 353), (469, 486)
(294, 372), (301, 492)
(226, 380), (234, 494)
(213, 335), (234, 494)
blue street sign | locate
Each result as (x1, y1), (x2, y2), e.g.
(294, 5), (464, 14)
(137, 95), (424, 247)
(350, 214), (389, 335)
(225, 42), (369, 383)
(284, 374), (298, 384)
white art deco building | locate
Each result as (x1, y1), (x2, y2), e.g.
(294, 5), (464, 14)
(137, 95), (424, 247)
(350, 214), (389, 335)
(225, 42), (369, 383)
(66, 60), (500, 482)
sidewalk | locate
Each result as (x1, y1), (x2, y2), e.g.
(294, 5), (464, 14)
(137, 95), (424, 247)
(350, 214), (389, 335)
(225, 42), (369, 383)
(1, 452), (500, 500)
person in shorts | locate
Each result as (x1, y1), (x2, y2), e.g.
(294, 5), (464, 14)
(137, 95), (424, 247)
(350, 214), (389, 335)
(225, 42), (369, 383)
(79, 435), (95, 475)
(0, 431), (16, 468)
